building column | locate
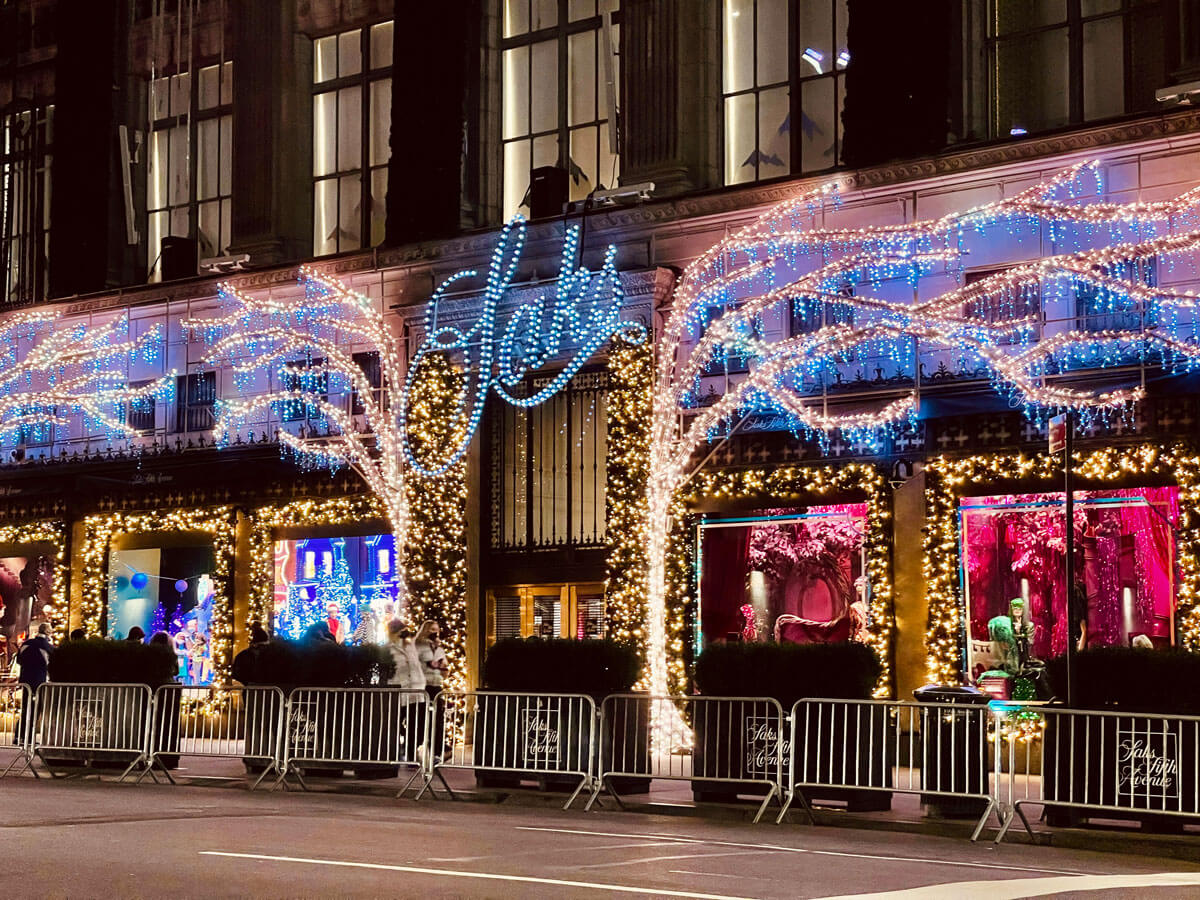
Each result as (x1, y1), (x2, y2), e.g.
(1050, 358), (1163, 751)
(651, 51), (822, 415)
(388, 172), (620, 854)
(618, 0), (721, 197)
(227, 0), (311, 266)
(386, 1), (484, 244)
(891, 470), (929, 698)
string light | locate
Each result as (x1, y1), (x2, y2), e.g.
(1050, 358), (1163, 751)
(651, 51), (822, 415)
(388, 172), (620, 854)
(923, 444), (1200, 684)
(0, 311), (175, 452)
(640, 160), (1200, 706)
(397, 215), (646, 477)
(192, 270), (413, 606)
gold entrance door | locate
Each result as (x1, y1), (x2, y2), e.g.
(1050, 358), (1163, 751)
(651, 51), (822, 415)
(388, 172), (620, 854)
(486, 583), (606, 644)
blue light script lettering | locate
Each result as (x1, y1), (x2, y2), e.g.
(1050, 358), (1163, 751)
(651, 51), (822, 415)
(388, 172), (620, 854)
(397, 215), (646, 476)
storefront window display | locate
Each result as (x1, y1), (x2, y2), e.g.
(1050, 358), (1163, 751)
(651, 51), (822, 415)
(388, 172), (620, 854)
(0, 554), (55, 675)
(697, 504), (869, 653)
(107, 545), (217, 685)
(273, 534), (399, 644)
(961, 486), (1179, 683)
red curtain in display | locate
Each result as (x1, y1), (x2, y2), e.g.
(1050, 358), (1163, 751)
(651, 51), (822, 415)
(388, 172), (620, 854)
(698, 505), (868, 650)
(962, 487), (1178, 681)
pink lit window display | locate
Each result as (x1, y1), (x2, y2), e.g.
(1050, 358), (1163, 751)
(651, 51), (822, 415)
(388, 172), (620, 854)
(697, 504), (869, 653)
(961, 486), (1178, 682)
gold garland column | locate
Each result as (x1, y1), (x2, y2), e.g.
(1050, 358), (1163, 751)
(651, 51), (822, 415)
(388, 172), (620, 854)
(403, 353), (469, 697)
(604, 334), (654, 654)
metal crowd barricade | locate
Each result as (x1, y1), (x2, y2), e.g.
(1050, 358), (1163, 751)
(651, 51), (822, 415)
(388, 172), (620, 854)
(33, 683), (154, 781)
(0, 682), (38, 777)
(590, 695), (785, 824)
(140, 684), (287, 789)
(417, 690), (597, 810)
(278, 687), (429, 794)
(778, 699), (997, 841)
(992, 703), (1200, 843)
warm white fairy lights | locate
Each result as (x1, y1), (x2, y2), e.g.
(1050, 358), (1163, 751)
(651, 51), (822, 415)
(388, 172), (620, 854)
(190, 269), (414, 605)
(641, 160), (1200, 704)
(0, 310), (175, 451)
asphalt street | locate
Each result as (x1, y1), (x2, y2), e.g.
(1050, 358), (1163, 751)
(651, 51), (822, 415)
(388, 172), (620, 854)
(1, 777), (1198, 899)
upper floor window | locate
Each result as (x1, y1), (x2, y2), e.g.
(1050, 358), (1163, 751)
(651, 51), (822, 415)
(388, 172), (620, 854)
(175, 370), (217, 434)
(1, 105), (53, 306)
(501, 0), (620, 220)
(1076, 256), (1157, 332)
(147, 62), (233, 280)
(312, 21), (393, 256)
(964, 267), (1041, 345)
(984, 0), (1175, 138)
(722, 0), (847, 185)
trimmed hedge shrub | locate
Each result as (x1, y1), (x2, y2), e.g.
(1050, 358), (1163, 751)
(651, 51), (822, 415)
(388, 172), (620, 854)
(482, 638), (641, 698)
(693, 641), (881, 709)
(48, 638), (178, 688)
(1046, 647), (1200, 715)
(236, 639), (395, 692)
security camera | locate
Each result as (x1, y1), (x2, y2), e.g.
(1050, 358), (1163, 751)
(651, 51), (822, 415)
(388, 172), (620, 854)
(1156, 80), (1200, 105)
(199, 253), (250, 274)
(590, 182), (656, 204)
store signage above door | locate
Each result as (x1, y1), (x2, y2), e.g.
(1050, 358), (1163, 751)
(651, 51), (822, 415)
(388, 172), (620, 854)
(398, 214), (646, 477)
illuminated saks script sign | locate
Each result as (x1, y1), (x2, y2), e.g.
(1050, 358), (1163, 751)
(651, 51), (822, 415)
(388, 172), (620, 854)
(398, 215), (645, 476)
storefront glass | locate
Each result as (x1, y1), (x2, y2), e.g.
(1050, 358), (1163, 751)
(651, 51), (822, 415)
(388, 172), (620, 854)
(272, 534), (400, 644)
(107, 545), (216, 685)
(0, 553), (55, 675)
(696, 503), (869, 653)
(961, 486), (1179, 682)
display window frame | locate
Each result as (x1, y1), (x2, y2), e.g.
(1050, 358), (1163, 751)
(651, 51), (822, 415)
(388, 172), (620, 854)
(958, 486), (1180, 682)
(694, 504), (870, 657)
(923, 444), (1200, 686)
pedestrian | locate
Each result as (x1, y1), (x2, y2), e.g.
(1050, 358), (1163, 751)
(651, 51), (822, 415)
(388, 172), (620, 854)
(387, 620), (427, 756)
(232, 623), (270, 685)
(149, 631), (171, 648)
(126, 626), (145, 643)
(15, 623), (53, 741)
(69, 628), (85, 641)
(414, 621), (448, 757)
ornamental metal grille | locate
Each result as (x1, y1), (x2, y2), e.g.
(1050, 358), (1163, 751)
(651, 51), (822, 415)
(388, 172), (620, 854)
(489, 370), (608, 552)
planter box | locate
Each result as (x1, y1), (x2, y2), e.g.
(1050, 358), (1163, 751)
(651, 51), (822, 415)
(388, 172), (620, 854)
(1042, 712), (1199, 829)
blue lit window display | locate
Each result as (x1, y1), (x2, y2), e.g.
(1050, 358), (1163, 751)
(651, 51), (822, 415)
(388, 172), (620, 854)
(106, 546), (216, 685)
(273, 534), (399, 644)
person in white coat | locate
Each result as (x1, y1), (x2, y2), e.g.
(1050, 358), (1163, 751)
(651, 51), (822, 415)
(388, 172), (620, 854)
(387, 620), (427, 757)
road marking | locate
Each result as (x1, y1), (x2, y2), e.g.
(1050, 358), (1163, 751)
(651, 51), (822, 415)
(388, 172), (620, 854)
(513, 826), (1090, 877)
(199, 851), (759, 900)
(576, 850), (768, 869)
(429, 840), (678, 862)
(813, 872), (1200, 899)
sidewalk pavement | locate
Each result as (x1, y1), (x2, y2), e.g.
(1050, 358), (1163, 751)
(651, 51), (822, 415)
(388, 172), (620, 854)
(6, 748), (1198, 863)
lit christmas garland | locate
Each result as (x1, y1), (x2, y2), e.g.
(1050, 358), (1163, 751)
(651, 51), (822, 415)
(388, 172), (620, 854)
(676, 463), (894, 697)
(642, 161), (1200, 703)
(192, 269), (414, 605)
(79, 507), (237, 682)
(0, 519), (67, 639)
(604, 335), (653, 653)
(401, 352), (469, 700)
(923, 444), (1200, 684)
(0, 310), (175, 451)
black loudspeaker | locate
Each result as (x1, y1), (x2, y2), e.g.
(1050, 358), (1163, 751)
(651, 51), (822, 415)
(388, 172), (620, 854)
(160, 236), (198, 281)
(529, 166), (569, 219)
